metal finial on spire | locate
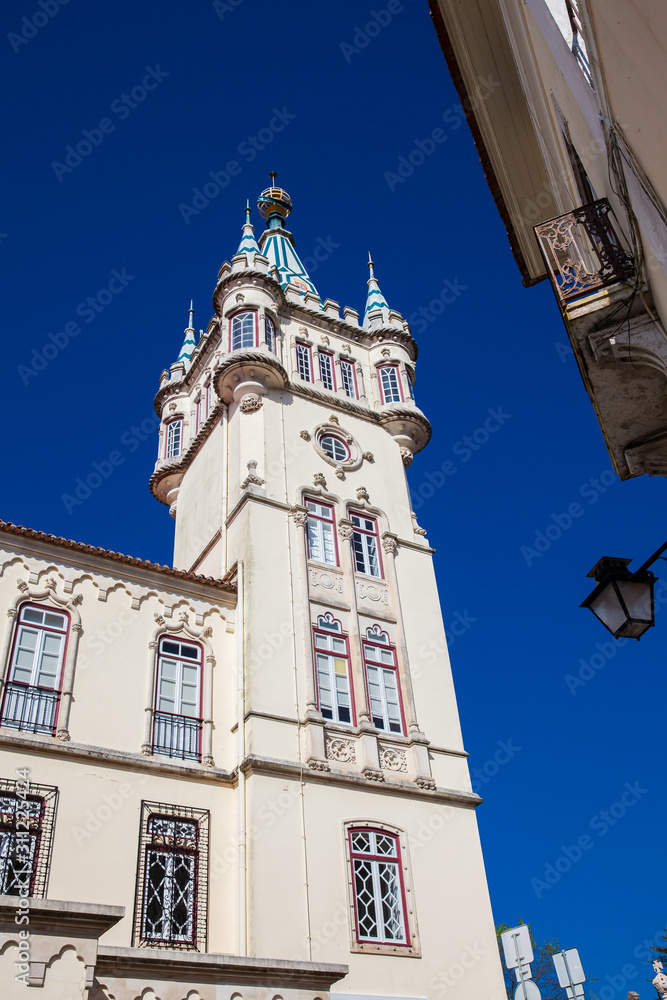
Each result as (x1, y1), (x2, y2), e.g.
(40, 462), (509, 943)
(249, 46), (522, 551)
(269, 171), (277, 184)
(245, 198), (251, 223)
(368, 252), (375, 279)
(187, 300), (195, 330)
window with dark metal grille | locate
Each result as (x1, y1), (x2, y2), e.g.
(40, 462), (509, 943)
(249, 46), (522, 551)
(134, 801), (209, 951)
(378, 365), (402, 404)
(340, 359), (357, 399)
(296, 343), (312, 382)
(306, 498), (337, 566)
(351, 514), (381, 577)
(319, 352), (335, 391)
(349, 828), (408, 945)
(1, 604), (68, 735)
(153, 639), (203, 761)
(0, 780), (58, 898)
(231, 311), (256, 350)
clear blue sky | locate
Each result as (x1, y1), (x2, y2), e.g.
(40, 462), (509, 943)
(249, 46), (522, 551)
(2, 0), (664, 993)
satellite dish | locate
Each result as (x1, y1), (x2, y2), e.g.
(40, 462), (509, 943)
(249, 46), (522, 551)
(514, 980), (542, 1000)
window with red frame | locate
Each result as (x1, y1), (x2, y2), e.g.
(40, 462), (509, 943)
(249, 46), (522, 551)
(340, 359), (358, 399)
(363, 626), (404, 734)
(377, 364), (402, 404)
(313, 614), (354, 725)
(165, 419), (183, 459)
(153, 638), (203, 762)
(351, 514), (382, 577)
(306, 498), (338, 566)
(296, 343), (312, 382)
(318, 351), (335, 391)
(230, 310), (257, 351)
(1, 604), (68, 736)
(348, 827), (409, 945)
(320, 434), (350, 464)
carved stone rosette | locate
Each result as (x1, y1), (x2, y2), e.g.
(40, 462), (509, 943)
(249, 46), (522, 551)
(379, 744), (408, 772)
(325, 736), (357, 763)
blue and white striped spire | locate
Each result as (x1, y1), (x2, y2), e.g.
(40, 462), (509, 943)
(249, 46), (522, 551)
(176, 301), (197, 369)
(236, 200), (260, 261)
(363, 253), (391, 328)
(257, 173), (319, 300)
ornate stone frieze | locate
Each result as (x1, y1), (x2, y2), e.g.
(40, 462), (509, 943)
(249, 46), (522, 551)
(309, 569), (343, 593)
(325, 736), (357, 763)
(355, 580), (389, 606)
(379, 744), (408, 772)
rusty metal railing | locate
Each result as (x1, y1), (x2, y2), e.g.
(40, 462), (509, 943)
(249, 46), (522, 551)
(534, 198), (635, 308)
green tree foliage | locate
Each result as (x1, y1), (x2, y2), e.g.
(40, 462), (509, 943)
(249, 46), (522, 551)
(496, 922), (563, 1000)
(651, 929), (667, 965)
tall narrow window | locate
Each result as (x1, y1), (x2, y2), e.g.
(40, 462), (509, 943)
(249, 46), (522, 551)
(377, 365), (402, 404)
(296, 343), (312, 382)
(204, 380), (211, 419)
(0, 780), (58, 898)
(319, 352), (335, 391)
(363, 628), (404, 734)
(348, 828), (408, 945)
(153, 638), (202, 761)
(313, 617), (354, 725)
(194, 395), (202, 435)
(265, 315), (276, 353)
(351, 514), (381, 578)
(306, 498), (337, 566)
(231, 311), (256, 350)
(1, 605), (68, 735)
(340, 359), (357, 399)
(135, 801), (209, 951)
(165, 420), (183, 459)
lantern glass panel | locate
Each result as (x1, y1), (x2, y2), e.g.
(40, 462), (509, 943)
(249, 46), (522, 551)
(589, 581), (627, 634)
(616, 579), (653, 622)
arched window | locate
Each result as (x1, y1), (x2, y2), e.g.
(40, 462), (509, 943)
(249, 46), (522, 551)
(165, 419), (183, 459)
(231, 311), (256, 351)
(377, 364), (403, 404)
(153, 638), (203, 761)
(320, 435), (350, 463)
(351, 513), (382, 578)
(347, 827), (409, 945)
(1, 604), (69, 735)
(313, 618), (354, 725)
(265, 315), (276, 353)
(363, 629), (403, 734)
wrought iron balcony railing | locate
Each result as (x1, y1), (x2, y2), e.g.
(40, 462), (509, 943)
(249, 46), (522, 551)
(152, 711), (202, 761)
(534, 198), (635, 309)
(0, 682), (60, 735)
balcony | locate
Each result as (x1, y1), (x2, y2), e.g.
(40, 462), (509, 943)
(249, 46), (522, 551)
(534, 199), (635, 309)
(0, 682), (59, 735)
(152, 711), (202, 761)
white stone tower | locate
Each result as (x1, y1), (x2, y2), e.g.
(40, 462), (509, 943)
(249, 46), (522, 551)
(148, 177), (505, 998)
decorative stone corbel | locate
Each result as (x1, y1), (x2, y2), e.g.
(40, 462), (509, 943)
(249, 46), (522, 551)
(290, 505), (309, 527)
(338, 518), (354, 540)
(241, 459), (265, 488)
(239, 393), (263, 413)
(313, 472), (327, 489)
(381, 532), (399, 555)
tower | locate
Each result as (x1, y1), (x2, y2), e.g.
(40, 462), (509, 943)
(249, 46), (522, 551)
(148, 178), (505, 997)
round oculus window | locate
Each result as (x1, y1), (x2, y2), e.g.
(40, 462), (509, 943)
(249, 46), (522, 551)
(319, 435), (350, 463)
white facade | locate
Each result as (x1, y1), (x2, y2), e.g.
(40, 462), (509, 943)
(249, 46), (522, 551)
(0, 185), (505, 1000)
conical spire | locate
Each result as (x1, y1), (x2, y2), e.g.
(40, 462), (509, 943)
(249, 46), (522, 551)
(256, 173), (319, 299)
(363, 253), (391, 328)
(235, 200), (260, 261)
(176, 301), (197, 369)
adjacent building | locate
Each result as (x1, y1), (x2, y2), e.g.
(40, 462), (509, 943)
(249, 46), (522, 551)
(0, 183), (505, 999)
(430, 0), (667, 477)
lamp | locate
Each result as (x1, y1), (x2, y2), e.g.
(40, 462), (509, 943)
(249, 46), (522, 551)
(581, 556), (656, 640)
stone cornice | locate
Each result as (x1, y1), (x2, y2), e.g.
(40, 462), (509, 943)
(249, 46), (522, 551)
(0, 521), (236, 597)
(0, 896), (124, 938)
(96, 946), (348, 989)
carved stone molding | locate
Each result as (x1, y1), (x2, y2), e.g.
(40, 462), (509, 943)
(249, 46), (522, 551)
(291, 505), (309, 528)
(364, 451), (374, 462)
(363, 767), (385, 783)
(338, 519), (354, 540)
(400, 446), (414, 467)
(309, 569), (343, 594)
(379, 744), (408, 772)
(326, 736), (357, 763)
(356, 580), (389, 606)
(313, 472), (327, 488)
(241, 459), (265, 488)
(308, 758), (330, 771)
(239, 393), (263, 413)
(416, 777), (436, 790)
(382, 533), (398, 555)
(355, 486), (370, 502)
(300, 429), (311, 440)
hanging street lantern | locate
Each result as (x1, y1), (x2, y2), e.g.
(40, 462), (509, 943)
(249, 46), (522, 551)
(581, 555), (657, 640)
